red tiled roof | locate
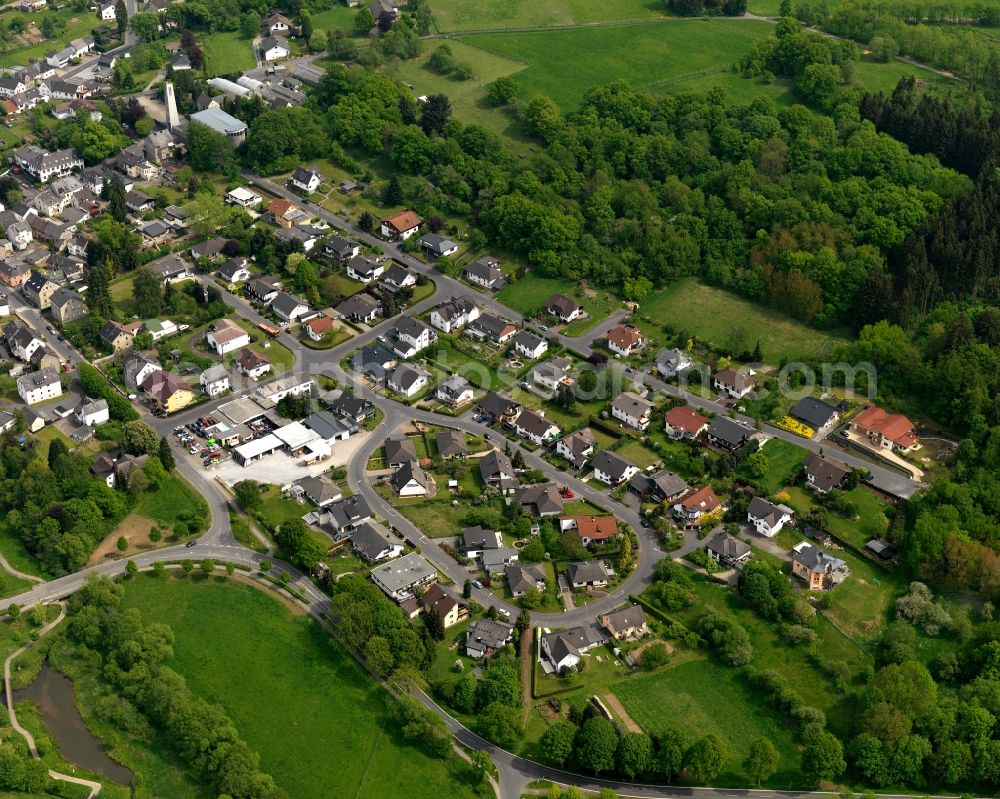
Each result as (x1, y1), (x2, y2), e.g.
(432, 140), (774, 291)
(853, 405), (917, 447)
(608, 324), (643, 349)
(678, 485), (720, 513)
(564, 515), (617, 541)
(665, 405), (709, 435)
(383, 210), (422, 233)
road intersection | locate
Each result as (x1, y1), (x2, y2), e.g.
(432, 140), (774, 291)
(0, 169), (924, 799)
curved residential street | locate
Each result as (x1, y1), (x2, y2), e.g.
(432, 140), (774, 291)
(0, 167), (926, 799)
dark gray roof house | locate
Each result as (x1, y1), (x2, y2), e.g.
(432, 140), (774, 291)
(435, 430), (467, 459)
(706, 416), (753, 451)
(384, 434), (417, 467)
(479, 449), (517, 491)
(706, 531), (752, 565)
(351, 522), (400, 563)
(791, 397), (839, 430)
(803, 452), (851, 493)
(515, 483), (563, 516)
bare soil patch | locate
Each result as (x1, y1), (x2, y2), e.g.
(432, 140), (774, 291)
(88, 513), (164, 565)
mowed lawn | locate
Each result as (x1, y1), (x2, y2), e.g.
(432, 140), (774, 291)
(133, 474), (205, 529)
(736, 438), (808, 496)
(202, 31), (256, 76)
(638, 278), (850, 364)
(432, 0), (667, 32)
(459, 19), (776, 110)
(497, 273), (619, 320)
(119, 577), (479, 799)
(613, 659), (805, 787)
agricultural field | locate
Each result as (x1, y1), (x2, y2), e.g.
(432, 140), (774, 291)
(431, 0), (668, 32)
(115, 576), (480, 799)
(201, 31), (256, 76)
(636, 278), (850, 364)
(613, 659), (804, 787)
(460, 19), (779, 111)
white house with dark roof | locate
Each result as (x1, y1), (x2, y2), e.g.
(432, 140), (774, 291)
(512, 330), (548, 360)
(591, 450), (639, 486)
(610, 391), (654, 431)
(289, 166), (322, 193)
(387, 363), (429, 397)
(555, 428), (596, 470)
(271, 291), (310, 323)
(419, 232), (458, 258)
(514, 409), (560, 446)
(435, 374), (473, 407)
(747, 497), (794, 538)
(430, 297), (479, 333)
(462, 256), (504, 290)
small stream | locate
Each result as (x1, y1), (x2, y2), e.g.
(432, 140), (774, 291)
(13, 661), (134, 786)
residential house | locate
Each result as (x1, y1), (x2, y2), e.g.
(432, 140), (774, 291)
(345, 253), (387, 283)
(323, 235), (360, 263)
(323, 494), (373, 538)
(141, 370), (193, 413)
(74, 398), (108, 427)
(351, 522), (403, 563)
(514, 409), (560, 446)
(706, 531), (752, 568)
(16, 366), (62, 405)
(139, 220), (171, 249)
(512, 330), (547, 360)
(435, 430), (467, 459)
(263, 11), (293, 33)
(302, 411), (353, 444)
(29, 347), (59, 373)
(465, 618), (514, 659)
(560, 515), (617, 546)
(591, 449), (638, 486)
(606, 324), (644, 357)
(389, 316), (434, 358)
(150, 253), (194, 284)
(224, 187), (262, 208)
(803, 453), (851, 494)
(419, 232), (458, 258)
(393, 461), (430, 497)
(420, 584), (465, 628)
(461, 525), (502, 559)
(273, 224), (322, 252)
(206, 318), (251, 356)
(611, 391), (653, 431)
(468, 313), (516, 344)
(791, 543), (849, 591)
(324, 392), (374, 424)
(199, 364), (230, 397)
(90, 451), (116, 487)
(99, 1), (116, 19)
(236, 348), (271, 380)
(482, 546), (519, 576)
(337, 293), (380, 325)
(22, 271), (57, 309)
(370, 552), (436, 601)
(13, 145), (83, 181)
(218, 258), (252, 286)
(352, 343), (395, 383)
(48, 287), (85, 323)
(264, 198), (301, 228)
(261, 36), (290, 61)
(247, 275), (282, 304)
(435, 374), (473, 407)
(462, 256), (504, 290)
(851, 405), (920, 452)
(541, 626), (605, 672)
(531, 357), (574, 394)
(0, 291), (8, 315)
(122, 352), (159, 390)
(673, 485), (722, 526)
(664, 405), (710, 440)
(387, 363), (429, 397)
(253, 373), (314, 406)
(706, 416), (753, 451)
(601, 606), (648, 640)
(289, 166), (322, 193)
(125, 190), (153, 214)
(546, 293), (584, 323)
(476, 392), (520, 425)
(479, 449), (518, 493)
(430, 297), (479, 333)
(555, 428), (596, 470)
(189, 238), (228, 261)
(747, 497), (794, 538)
(303, 315), (335, 342)
(514, 483), (563, 516)
(143, 319), (178, 341)
(380, 210), (422, 241)
(790, 397), (839, 434)
(655, 347), (693, 378)
(384, 435), (417, 469)
(378, 263), (416, 294)
(628, 470), (688, 503)
(567, 561), (609, 589)
(505, 563), (546, 598)
(713, 367), (756, 399)
(271, 291), (310, 323)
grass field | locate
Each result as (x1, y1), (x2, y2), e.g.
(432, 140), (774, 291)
(202, 31), (256, 76)
(309, 5), (360, 35)
(613, 659), (805, 787)
(117, 576), (479, 799)
(497, 273), (619, 320)
(133, 474), (205, 530)
(433, 0), (668, 31)
(459, 19), (778, 110)
(384, 40), (532, 153)
(256, 485), (310, 529)
(0, 519), (43, 578)
(109, 273), (138, 320)
(637, 278), (850, 364)
(783, 485), (890, 550)
(736, 438), (808, 496)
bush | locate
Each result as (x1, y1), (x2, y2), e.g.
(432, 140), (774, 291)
(640, 642), (670, 670)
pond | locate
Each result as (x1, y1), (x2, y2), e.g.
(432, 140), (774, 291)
(13, 661), (134, 786)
